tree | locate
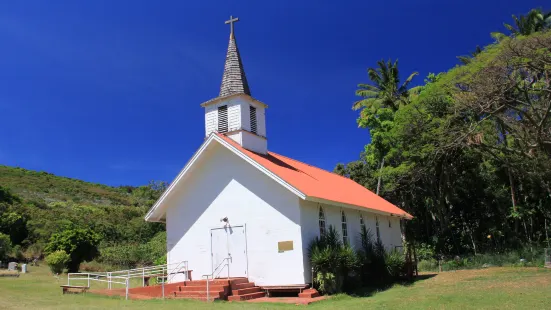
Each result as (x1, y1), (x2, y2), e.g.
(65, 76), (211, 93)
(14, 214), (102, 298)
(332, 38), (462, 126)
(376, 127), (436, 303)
(0, 233), (12, 261)
(504, 9), (551, 36)
(353, 59), (418, 112)
(457, 46), (483, 64)
(44, 229), (101, 272)
(492, 8), (551, 40)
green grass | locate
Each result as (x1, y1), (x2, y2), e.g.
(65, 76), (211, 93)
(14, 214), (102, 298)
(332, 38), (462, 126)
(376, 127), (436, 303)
(1, 265), (551, 309)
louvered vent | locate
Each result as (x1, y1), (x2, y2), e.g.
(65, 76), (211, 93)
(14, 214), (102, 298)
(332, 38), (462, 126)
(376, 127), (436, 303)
(250, 106), (257, 134)
(218, 105), (228, 133)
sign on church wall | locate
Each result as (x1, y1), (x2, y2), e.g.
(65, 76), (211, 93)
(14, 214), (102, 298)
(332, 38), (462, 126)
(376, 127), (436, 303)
(278, 241), (294, 252)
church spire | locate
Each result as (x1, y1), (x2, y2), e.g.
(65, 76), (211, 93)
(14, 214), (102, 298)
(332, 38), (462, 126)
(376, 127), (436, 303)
(219, 16), (251, 97)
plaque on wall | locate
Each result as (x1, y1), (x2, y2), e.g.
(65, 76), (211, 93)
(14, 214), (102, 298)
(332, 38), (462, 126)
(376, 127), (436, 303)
(278, 241), (294, 252)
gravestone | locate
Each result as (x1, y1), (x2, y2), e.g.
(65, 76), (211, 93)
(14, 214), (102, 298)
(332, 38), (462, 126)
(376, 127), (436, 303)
(8, 262), (17, 271)
(21, 264), (27, 273)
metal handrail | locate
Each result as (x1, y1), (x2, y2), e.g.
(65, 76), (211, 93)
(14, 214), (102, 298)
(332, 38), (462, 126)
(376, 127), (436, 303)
(66, 260), (188, 300)
(202, 257), (231, 302)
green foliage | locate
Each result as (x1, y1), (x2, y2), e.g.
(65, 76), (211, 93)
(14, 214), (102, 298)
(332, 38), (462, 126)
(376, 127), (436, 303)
(0, 165), (166, 271)
(45, 229), (101, 272)
(98, 231), (166, 269)
(342, 27), (551, 258)
(0, 233), (12, 260)
(385, 250), (406, 277)
(418, 248), (547, 272)
(314, 272), (337, 295)
(308, 226), (359, 294)
(45, 250), (70, 274)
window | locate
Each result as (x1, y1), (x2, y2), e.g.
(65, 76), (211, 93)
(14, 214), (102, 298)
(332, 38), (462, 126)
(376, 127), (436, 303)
(249, 106), (257, 134)
(389, 219), (392, 228)
(218, 105), (228, 133)
(375, 216), (381, 243)
(360, 213), (366, 232)
(318, 206), (326, 236)
(341, 210), (348, 245)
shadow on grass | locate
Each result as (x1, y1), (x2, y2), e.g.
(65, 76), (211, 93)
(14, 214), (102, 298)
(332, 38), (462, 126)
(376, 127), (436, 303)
(348, 274), (438, 298)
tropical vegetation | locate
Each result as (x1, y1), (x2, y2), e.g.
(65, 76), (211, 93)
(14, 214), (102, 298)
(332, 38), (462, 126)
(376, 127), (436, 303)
(336, 8), (551, 261)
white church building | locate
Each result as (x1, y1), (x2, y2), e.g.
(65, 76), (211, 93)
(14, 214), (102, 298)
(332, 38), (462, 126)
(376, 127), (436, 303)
(145, 18), (412, 286)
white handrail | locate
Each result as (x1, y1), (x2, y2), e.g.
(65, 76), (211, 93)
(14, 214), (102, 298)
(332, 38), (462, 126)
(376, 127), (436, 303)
(202, 257), (231, 302)
(66, 260), (189, 300)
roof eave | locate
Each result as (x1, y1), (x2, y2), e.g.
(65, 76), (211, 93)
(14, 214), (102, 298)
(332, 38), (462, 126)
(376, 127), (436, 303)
(304, 196), (413, 220)
(200, 93), (268, 108)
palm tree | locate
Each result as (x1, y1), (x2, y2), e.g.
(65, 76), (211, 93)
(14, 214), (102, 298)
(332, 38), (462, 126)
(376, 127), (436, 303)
(457, 46), (483, 65)
(504, 8), (551, 36)
(353, 59), (418, 112)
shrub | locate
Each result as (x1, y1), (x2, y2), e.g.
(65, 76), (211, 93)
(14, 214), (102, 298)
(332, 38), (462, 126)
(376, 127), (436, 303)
(315, 272), (337, 294)
(0, 233), (11, 260)
(45, 250), (70, 274)
(80, 260), (116, 272)
(308, 226), (359, 294)
(44, 228), (101, 272)
(385, 250), (406, 277)
(357, 226), (388, 283)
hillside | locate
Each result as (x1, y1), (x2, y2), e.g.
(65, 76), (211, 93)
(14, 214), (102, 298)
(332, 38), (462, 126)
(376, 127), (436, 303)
(0, 165), (133, 206)
(0, 165), (166, 268)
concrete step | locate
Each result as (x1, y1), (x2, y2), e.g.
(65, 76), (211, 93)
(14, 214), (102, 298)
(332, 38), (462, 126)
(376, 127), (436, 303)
(184, 280), (230, 286)
(298, 288), (320, 298)
(228, 291), (265, 301)
(178, 285), (228, 292)
(232, 286), (261, 295)
(229, 278), (249, 286)
(232, 282), (255, 290)
(173, 291), (225, 299)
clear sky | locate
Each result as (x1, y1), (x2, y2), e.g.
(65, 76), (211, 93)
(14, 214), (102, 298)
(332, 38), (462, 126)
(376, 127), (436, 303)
(0, 1), (548, 186)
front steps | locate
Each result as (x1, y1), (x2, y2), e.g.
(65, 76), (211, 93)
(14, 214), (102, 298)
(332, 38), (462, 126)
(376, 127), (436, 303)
(299, 288), (320, 298)
(170, 278), (265, 301)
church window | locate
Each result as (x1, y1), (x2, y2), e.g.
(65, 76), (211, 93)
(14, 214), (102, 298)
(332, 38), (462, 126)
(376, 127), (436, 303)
(249, 105), (257, 134)
(389, 219), (392, 228)
(375, 216), (381, 243)
(341, 210), (348, 245)
(360, 212), (365, 231)
(218, 105), (228, 133)
(318, 206), (326, 236)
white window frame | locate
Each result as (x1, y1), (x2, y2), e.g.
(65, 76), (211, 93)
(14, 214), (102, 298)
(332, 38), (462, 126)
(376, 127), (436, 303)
(318, 205), (326, 236)
(341, 210), (348, 245)
(359, 212), (366, 231)
(376, 216), (381, 243)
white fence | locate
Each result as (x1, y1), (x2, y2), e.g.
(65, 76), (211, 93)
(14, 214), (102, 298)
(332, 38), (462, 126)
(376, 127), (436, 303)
(67, 260), (188, 300)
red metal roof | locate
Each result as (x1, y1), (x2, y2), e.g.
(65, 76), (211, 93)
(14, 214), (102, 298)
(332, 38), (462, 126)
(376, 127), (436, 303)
(216, 133), (412, 219)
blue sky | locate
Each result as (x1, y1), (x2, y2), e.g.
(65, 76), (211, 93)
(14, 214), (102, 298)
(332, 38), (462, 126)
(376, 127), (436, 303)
(0, 1), (547, 186)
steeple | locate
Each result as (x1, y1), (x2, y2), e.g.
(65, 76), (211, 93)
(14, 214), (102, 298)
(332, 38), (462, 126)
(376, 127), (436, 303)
(219, 16), (251, 97)
(201, 16), (268, 154)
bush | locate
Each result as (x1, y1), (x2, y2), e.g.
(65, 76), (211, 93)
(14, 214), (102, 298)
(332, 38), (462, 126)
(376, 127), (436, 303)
(80, 260), (116, 272)
(97, 231), (166, 269)
(0, 233), (11, 260)
(44, 228), (101, 272)
(308, 226), (359, 294)
(45, 250), (70, 274)
(385, 250), (406, 277)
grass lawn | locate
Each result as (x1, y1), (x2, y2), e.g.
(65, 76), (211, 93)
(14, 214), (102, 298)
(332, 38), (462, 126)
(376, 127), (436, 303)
(1, 265), (550, 309)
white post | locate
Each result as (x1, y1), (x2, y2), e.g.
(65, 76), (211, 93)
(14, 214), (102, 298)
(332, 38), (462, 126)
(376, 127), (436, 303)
(162, 267), (165, 299)
(125, 278), (129, 300)
(67, 274), (70, 286)
(87, 273), (90, 288)
(206, 276), (210, 302)
(108, 272), (111, 290)
(142, 268), (145, 287)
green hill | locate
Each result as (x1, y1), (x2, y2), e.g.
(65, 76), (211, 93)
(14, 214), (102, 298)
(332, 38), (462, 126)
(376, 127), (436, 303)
(0, 165), (166, 268)
(0, 165), (133, 206)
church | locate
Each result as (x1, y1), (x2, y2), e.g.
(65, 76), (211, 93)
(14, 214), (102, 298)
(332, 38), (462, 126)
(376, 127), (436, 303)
(145, 17), (412, 287)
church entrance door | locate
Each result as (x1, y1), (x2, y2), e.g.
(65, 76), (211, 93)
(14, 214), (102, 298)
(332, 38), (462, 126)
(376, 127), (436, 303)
(210, 225), (248, 278)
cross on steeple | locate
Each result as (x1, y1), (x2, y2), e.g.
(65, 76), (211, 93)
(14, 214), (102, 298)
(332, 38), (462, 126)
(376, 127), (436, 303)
(225, 16), (239, 37)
